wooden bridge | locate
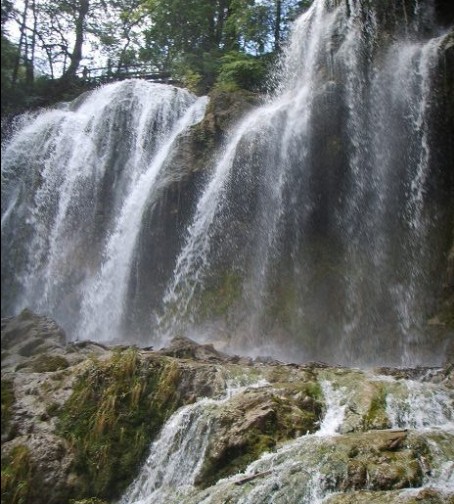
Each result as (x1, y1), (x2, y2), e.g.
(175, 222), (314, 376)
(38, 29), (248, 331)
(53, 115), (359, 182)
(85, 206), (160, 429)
(76, 64), (177, 86)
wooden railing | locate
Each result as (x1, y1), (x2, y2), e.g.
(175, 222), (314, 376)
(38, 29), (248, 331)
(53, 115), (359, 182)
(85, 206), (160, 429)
(76, 65), (175, 85)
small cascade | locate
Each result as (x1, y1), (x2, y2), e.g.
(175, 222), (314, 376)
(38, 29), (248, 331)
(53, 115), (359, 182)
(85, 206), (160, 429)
(386, 377), (454, 431)
(118, 377), (353, 504)
(120, 379), (270, 504)
(315, 381), (347, 436)
(382, 374), (454, 496)
(119, 399), (217, 504)
(183, 377), (353, 504)
(424, 436), (454, 493)
(117, 370), (453, 504)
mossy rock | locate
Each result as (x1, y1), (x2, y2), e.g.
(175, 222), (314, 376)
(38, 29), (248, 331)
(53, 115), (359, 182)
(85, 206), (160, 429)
(56, 350), (187, 501)
(196, 384), (324, 488)
(324, 487), (449, 503)
(1, 444), (32, 504)
(205, 88), (261, 135)
(32, 354), (70, 372)
(1, 379), (15, 435)
(196, 269), (243, 321)
(322, 430), (426, 492)
(362, 384), (390, 431)
(18, 338), (46, 357)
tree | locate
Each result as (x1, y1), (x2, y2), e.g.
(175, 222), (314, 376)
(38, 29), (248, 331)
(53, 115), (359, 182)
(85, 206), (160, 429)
(1, 0), (314, 113)
(93, 0), (148, 74)
(60, 0), (90, 81)
(139, 0), (312, 91)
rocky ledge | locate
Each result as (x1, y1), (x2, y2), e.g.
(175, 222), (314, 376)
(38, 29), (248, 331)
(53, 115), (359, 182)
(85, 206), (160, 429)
(1, 310), (453, 504)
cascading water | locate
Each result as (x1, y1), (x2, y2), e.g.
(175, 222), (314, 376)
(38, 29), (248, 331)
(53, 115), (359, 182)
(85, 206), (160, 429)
(77, 95), (208, 342)
(120, 379), (270, 504)
(119, 399), (218, 504)
(1, 2), (453, 503)
(1, 80), (207, 339)
(1, 0), (453, 366)
(159, 0), (453, 366)
(118, 369), (453, 504)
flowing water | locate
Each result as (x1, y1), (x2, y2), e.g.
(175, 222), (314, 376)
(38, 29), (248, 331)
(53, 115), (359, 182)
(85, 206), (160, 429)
(118, 370), (454, 504)
(159, 0), (453, 365)
(120, 379), (271, 504)
(2, 80), (207, 339)
(1, 0), (453, 364)
(1, 1), (453, 502)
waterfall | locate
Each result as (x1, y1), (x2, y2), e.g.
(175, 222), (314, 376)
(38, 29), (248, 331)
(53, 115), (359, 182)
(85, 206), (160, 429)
(1, 80), (207, 339)
(1, 0), (452, 366)
(159, 0), (453, 366)
(77, 95), (208, 342)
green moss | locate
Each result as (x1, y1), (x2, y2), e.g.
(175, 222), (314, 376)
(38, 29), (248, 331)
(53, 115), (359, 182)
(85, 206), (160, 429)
(363, 385), (389, 430)
(57, 350), (184, 501)
(15, 354), (70, 373)
(45, 402), (61, 417)
(304, 381), (324, 403)
(1, 379), (15, 435)
(197, 270), (243, 320)
(1, 445), (32, 504)
(200, 428), (277, 488)
(32, 354), (70, 372)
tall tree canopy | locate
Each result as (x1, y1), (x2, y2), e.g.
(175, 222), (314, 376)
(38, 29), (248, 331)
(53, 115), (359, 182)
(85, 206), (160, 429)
(1, 0), (311, 112)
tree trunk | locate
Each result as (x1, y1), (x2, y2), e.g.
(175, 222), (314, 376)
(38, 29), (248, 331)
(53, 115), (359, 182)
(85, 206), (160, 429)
(61, 0), (90, 82)
(274, 0), (282, 51)
(12, 0), (29, 85)
(27, 0), (38, 85)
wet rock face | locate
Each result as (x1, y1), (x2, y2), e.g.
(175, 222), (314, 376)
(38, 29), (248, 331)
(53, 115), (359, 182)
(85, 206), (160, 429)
(2, 312), (454, 504)
(1, 308), (66, 356)
(434, 0), (454, 26)
(196, 383), (324, 487)
(120, 89), (262, 341)
(160, 336), (229, 361)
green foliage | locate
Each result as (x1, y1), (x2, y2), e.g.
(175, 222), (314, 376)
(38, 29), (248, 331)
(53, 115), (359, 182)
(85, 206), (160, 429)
(31, 354), (70, 373)
(216, 52), (267, 91)
(1, 445), (32, 504)
(1, 35), (24, 114)
(172, 51), (221, 94)
(57, 349), (184, 500)
(1, 379), (14, 435)
(1, 1), (313, 110)
(142, 0), (305, 92)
